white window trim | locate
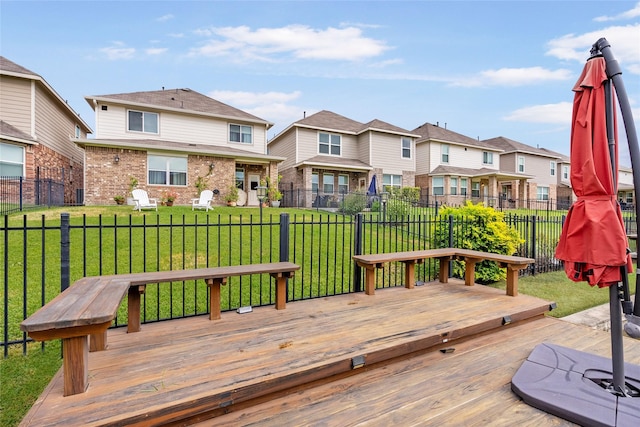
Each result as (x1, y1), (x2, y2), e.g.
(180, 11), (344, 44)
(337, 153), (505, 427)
(441, 144), (449, 164)
(518, 156), (525, 173)
(550, 161), (556, 176)
(229, 123), (253, 144)
(127, 109), (159, 134)
(147, 153), (187, 186)
(401, 137), (412, 159)
(318, 132), (341, 156)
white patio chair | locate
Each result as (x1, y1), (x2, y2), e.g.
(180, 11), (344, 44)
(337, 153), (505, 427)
(191, 189), (214, 211)
(132, 189), (158, 211)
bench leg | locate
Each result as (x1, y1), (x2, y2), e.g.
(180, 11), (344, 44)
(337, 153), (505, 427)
(275, 276), (287, 310)
(403, 261), (416, 289)
(364, 267), (376, 295)
(438, 257), (450, 283)
(127, 285), (145, 333)
(506, 268), (518, 296)
(89, 330), (107, 352)
(62, 336), (89, 396)
(207, 278), (226, 320)
(464, 259), (478, 287)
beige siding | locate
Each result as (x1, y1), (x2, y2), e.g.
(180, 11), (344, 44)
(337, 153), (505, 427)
(370, 132), (413, 174)
(523, 155), (557, 186)
(502, 153), (516, 172)
(34, 85), (85, 161)
(449, 145), (496, 170)
(0, 76), (32, 135)
(340, 134), (359, 159)
(356, 133), (371, 164)
(297, 128), (319, 160)
(94, 102), (267, 154)
(415, 142), (431, 175)
(268, 129), (297, 170)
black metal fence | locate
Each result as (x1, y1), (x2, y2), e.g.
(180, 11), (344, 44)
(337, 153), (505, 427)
(2, 210), (635, 355)
(0, 175), (65, 215)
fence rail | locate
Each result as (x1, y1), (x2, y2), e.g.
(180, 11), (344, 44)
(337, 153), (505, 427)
(2, 210), (635, 355)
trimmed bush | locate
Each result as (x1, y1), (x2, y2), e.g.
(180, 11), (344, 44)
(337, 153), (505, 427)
(341, 192), (367, 215)
(435, 201), (524, 283)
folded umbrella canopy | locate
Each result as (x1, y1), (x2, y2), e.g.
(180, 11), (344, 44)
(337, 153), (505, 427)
(554, 55), (633, 286)
(512, 40), (639, 427)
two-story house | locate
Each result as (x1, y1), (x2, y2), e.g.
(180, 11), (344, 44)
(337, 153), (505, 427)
(413, 123), (528, 207)
(267, 110), (419, 208)
(483, 136), (565, 209)
(74, 88), (285, 206)
(0, 56), (91, 205)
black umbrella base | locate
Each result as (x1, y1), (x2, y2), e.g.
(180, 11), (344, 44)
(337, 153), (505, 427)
(512, 343), (640, 427)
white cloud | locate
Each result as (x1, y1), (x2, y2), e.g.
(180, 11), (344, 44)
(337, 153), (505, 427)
(503, 102), (573, 125)
(190, 24), (389, 62)
(594, 2), (640, 22)
(546, 24), (640, 73)
(451, 67), (572, 87)
(100, 42), (136, 60)
(146, 47), (168, 55)
(208, 90), (306, 130)
(156, 14), (174, 23)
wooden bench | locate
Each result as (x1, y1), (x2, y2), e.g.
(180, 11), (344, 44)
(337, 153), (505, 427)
(353, 248), (534, 298)
(20, 262), (299, 396)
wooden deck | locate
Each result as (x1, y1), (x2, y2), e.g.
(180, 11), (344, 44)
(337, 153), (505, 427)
(20, 279), (640, 426)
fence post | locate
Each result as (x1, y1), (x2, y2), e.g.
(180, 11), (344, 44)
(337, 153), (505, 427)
(353, 213), (363, 292)
(448, 214), (454, 278)
(61, 213), (70, 292)
(279, 213), (290, 302)
(19, 176), (24, 211)
(530, 215), (537, 276)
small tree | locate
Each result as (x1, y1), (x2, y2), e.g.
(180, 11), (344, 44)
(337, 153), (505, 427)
(435, 201), (523, 283)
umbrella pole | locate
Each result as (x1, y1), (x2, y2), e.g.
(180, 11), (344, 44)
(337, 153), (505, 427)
(595, 38), (640, 337)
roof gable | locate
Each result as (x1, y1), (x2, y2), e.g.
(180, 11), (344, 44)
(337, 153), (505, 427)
(483, 136), (563, 159)
(413, 122), (494, 150)
(294, 110), (364, 133)
(86, 88), (272, 127)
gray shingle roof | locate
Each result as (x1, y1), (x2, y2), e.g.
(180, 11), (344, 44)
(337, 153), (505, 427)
(0, 56), (37, 75)
(413, 122), (496, 150)
(482, 136), (563, 159)
(87, 88), (272, 126)
(0, 120), (36, 142)
(300, 155), (372, 170)
(295, 110), (364, 133)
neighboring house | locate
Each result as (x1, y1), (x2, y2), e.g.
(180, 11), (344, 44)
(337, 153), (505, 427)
(267, 110), (419, 208)
(75, 88), (284, 206)
(618, 166), (635, 209)
(0, 56), (91, 204)
(413, 123), (528, 207)
(483, 136), (563, 208)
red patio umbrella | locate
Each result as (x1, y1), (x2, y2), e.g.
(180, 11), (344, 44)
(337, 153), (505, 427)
(513, 40), (640, 426)
(554, 55), (632, 286)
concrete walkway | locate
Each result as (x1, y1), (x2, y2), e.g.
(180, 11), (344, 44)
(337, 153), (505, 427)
(561, 296), (636, 333)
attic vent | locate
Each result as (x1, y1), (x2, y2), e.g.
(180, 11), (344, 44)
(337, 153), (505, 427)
(101, 105), (108, 111)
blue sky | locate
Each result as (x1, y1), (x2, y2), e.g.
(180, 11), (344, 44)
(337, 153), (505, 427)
(2, 1), (639, 165)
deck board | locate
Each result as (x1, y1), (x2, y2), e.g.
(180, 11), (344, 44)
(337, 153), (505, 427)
(20, 279), (638, 426)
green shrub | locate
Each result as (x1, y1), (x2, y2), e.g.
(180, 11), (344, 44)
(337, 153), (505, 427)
(435, 201), (524, 283)
(341, 192), (367, 215)
(386, 199), (411, 218)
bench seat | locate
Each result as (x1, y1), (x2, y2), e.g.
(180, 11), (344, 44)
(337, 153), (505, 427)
(20, 262), (299, 396)
(353, 248), (534, 297)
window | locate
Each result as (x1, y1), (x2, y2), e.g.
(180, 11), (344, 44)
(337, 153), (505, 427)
(235, 167), (245, 190)
(441, 144), (449, 163)
(471, 181), (480, 198)
(518, 156), (525, 173)
(432, 176), (444, 195)
(323, 173), (334, 194)
(383, 174), (402, 189)
(626, 192), (633, 204)
(460, 178), (468, 196)
(128, 110), (158, 134)
(563, 165), (569, 180)
(401, 137), (411, 159)
(148, 155), (187, 186)
(550, 161), (556, 176)
(229, 124), (252, 144)
(312, 172), (319, 192)
(482, 151), (493, 165)
(450, 177), (458, 195)
(0, 142), (24, 176)
(338, 174), (349, 194)
(319, 132), (341, 156)
(75, 125), (81, 138)
(537, 186), (549, 201)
